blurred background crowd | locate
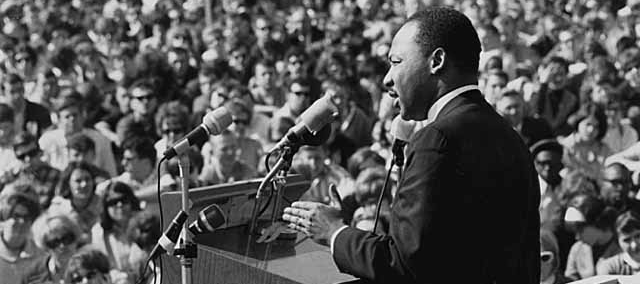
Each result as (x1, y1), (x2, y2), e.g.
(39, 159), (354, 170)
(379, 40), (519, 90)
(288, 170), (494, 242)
(2, 0), (640, 283)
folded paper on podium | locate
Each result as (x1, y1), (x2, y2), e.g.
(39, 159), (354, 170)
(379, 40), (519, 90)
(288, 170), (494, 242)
(160, 175), (356, 284)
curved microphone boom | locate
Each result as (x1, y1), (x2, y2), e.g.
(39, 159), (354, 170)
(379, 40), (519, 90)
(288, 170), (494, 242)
(269, 95), (339, 153)
(163, 107), (233, 159)
(188, 204), (226, 235)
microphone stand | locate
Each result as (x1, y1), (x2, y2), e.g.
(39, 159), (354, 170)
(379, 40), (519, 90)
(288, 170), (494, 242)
(176, 155), (197, 284)
(248, 145), (296, 235)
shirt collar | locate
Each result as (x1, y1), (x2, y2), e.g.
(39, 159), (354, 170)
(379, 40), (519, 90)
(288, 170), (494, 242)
(426, 85), (479, 124)
(623, 252), (640, 269)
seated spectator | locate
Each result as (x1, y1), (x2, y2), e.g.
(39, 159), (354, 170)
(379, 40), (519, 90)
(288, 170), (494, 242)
(602, 99), (638, 154)
(597, 211), (640, 275)
(529, 56), (579, 136)
(48, 161), (103, 240)
(116, 80), (160, 145)
(39, 91), (117, 176)
(3, 133), (60, 210)
(91, 181), (141, 275)
(540, 229), (572, 284)
(224, 98), (264, 172)
(126, 210), (161, 284)
(481, 68), (508, 107)
(250, 59), (286, 114)
(163, 147), (203, 190)
(199, 130), (256, 186)
(98, 137), (158, 213)
(350, 167), (390, 234)
(63, 247), (115, 284)
(1, 73), (52, 138)
(346, 147), (386, 180)
(564, 193), (620, 280)
(292, 145), (354, 204)
(272, 78), (313, 123)
(0, 104), (21, 181)
(599, 163), (640, 214)
(22, 213), (82, 284)
(153, 100), (192, 160)
(0, 183), (44, 283)
(560, 103), (611, 180)
(495, 89), (553, 147)
(531, 139), (564, 231)
(66, 133), (111, 182)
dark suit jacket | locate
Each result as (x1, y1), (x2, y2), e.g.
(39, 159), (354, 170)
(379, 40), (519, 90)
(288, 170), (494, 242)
(520, 116), (553, 147)
(333, 90), (540, 284)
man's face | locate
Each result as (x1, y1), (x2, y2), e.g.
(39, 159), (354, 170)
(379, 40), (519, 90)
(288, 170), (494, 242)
(297, 148), (325, 177)
(168, 51), (188, 75)
(122, 149), (151, 182)
(58, 106), (84, 135)
(546, 62), (568, 91)
(69, 168), (95, 202)
(383, 22), (435, 121)
(483, 74), (507, 101)
(2, 80), (24, 108)
(1, 204), (33, 244)
(254, 64), (275, 88)
(534, 150), (562, 183)
(287, 56), (304, 78)
(601, 166), (631, 208)
(619, 229), (640, 262)
(496, 95), (524, 127)
(212, 135), (238, 168)
(287, 82), (311, 114)
(129, 87), (157, 117)
(254, 18), (271, 42)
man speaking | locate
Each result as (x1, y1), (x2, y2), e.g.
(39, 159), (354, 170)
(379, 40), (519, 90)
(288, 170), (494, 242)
(283, 6), (540, 284)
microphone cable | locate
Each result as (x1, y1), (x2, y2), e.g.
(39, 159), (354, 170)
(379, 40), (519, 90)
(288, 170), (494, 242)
(372, 152), (396, 233)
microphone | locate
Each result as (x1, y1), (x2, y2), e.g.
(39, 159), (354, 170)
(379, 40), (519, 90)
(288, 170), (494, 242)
(147, 210), (188, 261)
(187, 204), (226, 235)
(163, 107), (233, 159)
(269, 95), (339, 152)
(390, 116), (415, 167)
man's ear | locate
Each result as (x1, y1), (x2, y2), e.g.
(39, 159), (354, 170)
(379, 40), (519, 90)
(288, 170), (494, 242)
(430, 48), (446, 75)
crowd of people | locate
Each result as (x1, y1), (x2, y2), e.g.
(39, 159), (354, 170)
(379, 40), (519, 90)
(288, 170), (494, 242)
(2, 0), (640, 283)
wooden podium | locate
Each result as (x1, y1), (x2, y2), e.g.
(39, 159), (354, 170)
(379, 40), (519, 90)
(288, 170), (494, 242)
(159, 176), (356, 284)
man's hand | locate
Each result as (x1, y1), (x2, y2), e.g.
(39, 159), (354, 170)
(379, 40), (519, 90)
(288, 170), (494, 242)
(283, 201), (344, 246)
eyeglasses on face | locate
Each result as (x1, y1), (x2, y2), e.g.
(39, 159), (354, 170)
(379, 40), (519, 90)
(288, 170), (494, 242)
(105, 196), (130, 207)
(132, 94), (153, 101)
(44, 232), (76, 249)
(162, 128), (185, 135)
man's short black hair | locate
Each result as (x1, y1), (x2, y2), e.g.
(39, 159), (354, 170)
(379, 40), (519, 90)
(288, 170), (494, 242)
(406, 7), (481, 74)
(121, 136), (156, 164)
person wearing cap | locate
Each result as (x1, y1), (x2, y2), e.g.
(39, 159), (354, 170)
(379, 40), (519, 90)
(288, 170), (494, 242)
(531, 139), (564, 232)
(0, 183), (44, 284)
(564, 193), (620, 280)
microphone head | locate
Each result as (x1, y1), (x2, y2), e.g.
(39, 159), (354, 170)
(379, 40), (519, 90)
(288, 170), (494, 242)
(391, 116), (416, 142)
(299, 95), (339, 134)
(202, 107), (233, 135)
(189, 204), (226, 235)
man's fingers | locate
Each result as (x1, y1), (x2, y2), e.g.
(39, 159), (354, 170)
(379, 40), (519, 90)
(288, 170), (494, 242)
(282, 213), (312, 227)
(283, 207), (313, 219)
(290, 201), (320, 210)
(287, 223), (310, 235)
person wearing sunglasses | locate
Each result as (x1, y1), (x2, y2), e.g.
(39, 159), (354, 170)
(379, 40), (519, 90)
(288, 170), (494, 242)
(116, 80), (160, 145)
(223, 98), (263, 172)
(64, 247), (112, 284)
(596, 210), (640, 275)
(564, 193), (620, 280)
(0, 184), (43, 284)
(91, 181), (140, 276)
(22, 213), (81, 284)
(153, 100), (191, 160)
(540, 229), (572, 284)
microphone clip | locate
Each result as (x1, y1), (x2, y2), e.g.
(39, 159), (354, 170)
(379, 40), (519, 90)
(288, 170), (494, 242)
(172, 242), (198, 258)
